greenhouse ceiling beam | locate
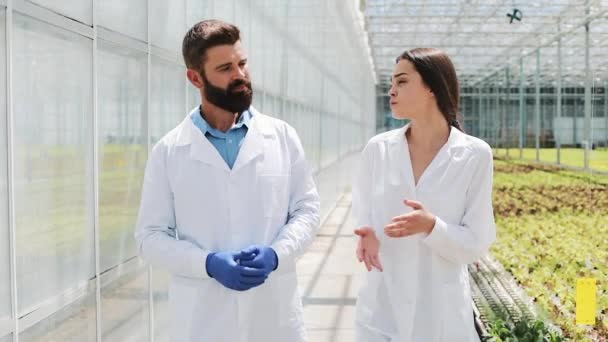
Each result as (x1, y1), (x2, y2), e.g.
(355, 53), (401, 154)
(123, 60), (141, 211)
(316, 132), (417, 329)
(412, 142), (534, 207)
(369, 43), (546, 48)
(472, 7), (608, 86)
(365, 15), (564, 21)
(364, 13), (575, 20)
(364, 1), (578, 7)
(368, 31), (545, 36)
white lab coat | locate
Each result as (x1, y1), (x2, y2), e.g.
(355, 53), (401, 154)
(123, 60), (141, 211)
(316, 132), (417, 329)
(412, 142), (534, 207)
(352, 123), (496, 342)
(135, 107), (320, 342)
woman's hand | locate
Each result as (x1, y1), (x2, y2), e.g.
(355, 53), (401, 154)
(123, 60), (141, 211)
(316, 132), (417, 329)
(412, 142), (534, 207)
(384, 199), (436, 238)
(353, 227), (383, 272)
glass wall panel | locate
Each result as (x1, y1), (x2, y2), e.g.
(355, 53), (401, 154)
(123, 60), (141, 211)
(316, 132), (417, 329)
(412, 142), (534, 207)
(13, 13), (95, 341)
(98, 0), (147, 41)
(27, 0), (92, 25)
(0, 9), (10, 326)
(97, 40), (149, 341)
(150, 57), (186, 146)
(150, 0), (186, 53)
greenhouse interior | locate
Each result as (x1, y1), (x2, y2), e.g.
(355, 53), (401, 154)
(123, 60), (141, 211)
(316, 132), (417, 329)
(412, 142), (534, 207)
(0, 0), (606, 341)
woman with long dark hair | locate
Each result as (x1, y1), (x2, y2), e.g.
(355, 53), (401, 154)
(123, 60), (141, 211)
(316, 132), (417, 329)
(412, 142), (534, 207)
(352, 48), (496, 341)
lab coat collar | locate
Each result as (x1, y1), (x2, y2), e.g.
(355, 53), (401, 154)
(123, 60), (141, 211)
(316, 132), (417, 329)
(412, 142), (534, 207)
(389, 122), (467, 151)
(174, 106), (272, 172)
(232, 107), (271, 173)
(389, 122), (467, 189)
(191, 106), (253, 139)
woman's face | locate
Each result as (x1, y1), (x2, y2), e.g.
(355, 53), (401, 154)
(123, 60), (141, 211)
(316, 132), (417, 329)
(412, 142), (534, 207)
(388, 59), (433, 120)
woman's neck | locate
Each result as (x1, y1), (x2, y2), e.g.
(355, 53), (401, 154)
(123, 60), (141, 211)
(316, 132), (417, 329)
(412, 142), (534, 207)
(406, 113), (450, 150)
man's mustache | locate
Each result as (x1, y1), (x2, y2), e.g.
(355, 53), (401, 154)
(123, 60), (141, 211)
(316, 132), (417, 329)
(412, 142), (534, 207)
(228, 79), (252, 92)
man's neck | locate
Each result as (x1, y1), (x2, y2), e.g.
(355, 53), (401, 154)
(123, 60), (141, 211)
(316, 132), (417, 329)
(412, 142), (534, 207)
(200, 103), (238, 133)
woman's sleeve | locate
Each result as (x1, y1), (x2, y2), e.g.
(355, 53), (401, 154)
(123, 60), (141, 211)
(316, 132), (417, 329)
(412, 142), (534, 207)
(352, 142), (375, 229)
(422, 145), (497, 264)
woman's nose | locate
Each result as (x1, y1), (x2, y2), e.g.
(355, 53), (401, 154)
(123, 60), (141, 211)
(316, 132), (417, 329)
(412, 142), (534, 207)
(388, 86), (396, 97)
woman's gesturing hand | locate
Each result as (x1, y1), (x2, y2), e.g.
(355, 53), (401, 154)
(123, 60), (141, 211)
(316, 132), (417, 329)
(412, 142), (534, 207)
(384, 199), (436, 238)
(354, 227), (383, 272)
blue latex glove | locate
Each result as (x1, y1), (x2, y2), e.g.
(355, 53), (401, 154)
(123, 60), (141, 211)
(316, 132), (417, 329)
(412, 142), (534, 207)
(238, 245), (278, 276)
(205, 251), (268, 291)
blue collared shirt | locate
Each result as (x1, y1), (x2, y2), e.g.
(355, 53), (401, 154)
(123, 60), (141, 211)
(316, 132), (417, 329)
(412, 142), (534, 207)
(191, 107), (252, 169)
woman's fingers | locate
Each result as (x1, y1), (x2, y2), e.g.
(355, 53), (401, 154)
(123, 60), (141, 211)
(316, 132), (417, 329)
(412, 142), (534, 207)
(356, 239), (364, 262)
(354, 226), (374, 237)
(391, 214), (411, 222)
(384, 221), (404, 230)
(385, 220), (420, 238)
(384, 229), (400, 238)
(384, 222), (404, 235)
(371, 254), (383, 272)
(363, 250), (373, 272)
(385, 226), (409, 238)
(355, 227), (381, 271)
(404, 199), (423, 210)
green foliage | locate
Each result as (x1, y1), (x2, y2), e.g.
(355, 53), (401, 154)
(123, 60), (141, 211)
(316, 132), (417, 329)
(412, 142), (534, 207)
(490, 158), (607, 340)
(484, 318), (565, 342)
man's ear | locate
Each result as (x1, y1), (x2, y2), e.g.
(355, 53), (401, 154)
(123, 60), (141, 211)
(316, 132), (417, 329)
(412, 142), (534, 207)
(186, 69), (204, 89)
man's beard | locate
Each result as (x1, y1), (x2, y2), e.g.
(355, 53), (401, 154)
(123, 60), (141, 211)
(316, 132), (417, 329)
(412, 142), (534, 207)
(202, 73), (253, 114)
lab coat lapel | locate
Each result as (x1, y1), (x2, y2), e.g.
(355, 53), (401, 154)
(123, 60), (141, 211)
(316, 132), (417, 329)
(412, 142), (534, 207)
(416, 126), (461, 187)
(179, 115), (231, 172)
(404, 125), (461, 190)
(388, 124), (415, 191)
(231, 113), (267, 173)
(389, 123), (414, 189)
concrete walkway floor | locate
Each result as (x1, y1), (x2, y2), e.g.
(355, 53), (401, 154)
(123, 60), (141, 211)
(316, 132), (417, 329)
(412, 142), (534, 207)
(298, 191), (363, 342)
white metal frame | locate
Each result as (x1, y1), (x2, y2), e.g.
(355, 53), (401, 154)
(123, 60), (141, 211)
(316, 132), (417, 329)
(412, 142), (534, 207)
(366, 0), (608, 172)
(1, 0), (161, 340)
(6, 0), (17, 341)
(91, 0), (101, 341)
(364, 0), (608, 87)
(1, 1), (377, 341)
(146, 1), (154, 341)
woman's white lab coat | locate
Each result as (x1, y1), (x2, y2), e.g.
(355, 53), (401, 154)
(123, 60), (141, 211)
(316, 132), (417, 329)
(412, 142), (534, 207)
(352, 123), (496, 342)
(135, 108), (320, 342)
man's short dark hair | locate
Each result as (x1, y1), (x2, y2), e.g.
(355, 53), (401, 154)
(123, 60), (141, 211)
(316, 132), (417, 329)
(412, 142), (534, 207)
(182, 20), (240, 72)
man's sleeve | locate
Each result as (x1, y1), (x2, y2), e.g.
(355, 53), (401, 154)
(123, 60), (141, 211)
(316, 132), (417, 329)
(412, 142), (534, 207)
(134, 142), (211, 279)
(270, 125), (321, 273)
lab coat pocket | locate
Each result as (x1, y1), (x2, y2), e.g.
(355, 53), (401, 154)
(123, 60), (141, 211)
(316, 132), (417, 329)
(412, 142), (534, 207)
(260, 174), (289, 218)
(355, 272), (398, 337)
(168, 277), (200, 342)
(441, 283), (475, 341)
